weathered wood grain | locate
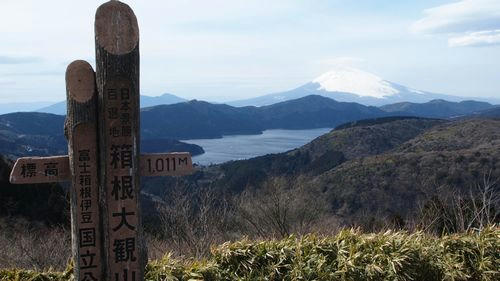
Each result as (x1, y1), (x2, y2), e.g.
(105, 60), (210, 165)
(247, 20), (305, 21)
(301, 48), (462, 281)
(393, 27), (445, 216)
(95, 1), (146, 281)
(65, 60), (103, 281)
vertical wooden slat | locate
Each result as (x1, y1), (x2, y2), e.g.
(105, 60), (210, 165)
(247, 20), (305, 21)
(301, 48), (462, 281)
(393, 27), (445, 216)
(65, 60), (103, 281)
(95, 1), (146, 281)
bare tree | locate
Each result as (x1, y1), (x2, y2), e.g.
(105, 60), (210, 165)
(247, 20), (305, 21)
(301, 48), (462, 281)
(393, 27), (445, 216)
(155, 185), (235, 259)
(470, 170), (499, 229)
(236, 176), (329, 239)
(415, 170), (499, 234)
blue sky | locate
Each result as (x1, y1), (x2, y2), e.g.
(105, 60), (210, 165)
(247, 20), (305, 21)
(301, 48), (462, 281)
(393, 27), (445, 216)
(0, 0), (499, 103)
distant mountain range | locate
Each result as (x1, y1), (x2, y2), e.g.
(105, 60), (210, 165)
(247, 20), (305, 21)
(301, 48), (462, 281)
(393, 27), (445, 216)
(142, 95), (498, 139)
(229, 67), (500, 107)
(35, 93), (187, 115)
(0, 102), (54, 115)
(3, 67), (498, 115)
(141, 95), (385, 139)
(380, 99), (497, 118)
(1, 94), (498, 158)
(1, 95), (387, 158)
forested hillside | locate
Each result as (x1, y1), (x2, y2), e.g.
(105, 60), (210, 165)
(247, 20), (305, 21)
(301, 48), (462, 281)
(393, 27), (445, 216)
(0, 112), (204, 158)
(144, 117), (500, 231)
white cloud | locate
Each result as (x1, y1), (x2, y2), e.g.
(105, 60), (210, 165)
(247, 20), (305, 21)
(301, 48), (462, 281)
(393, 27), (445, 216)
(448, 29), (500, 47)
(412, 0), (500, 47)
(411, 0), (500, 34)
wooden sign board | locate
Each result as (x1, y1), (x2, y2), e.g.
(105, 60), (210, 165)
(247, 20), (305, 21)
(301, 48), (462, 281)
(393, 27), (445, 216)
(139, 152), (193, 177)
(72, 124), (102, 281)
(9, 156), (70, 184)
(101, 77), (142, 281)
(10, 153), (194, 183)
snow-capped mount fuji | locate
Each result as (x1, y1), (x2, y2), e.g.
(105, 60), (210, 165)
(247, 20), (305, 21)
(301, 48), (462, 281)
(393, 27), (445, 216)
(313, 67), (402, 99)
(229, 67), (477, 107)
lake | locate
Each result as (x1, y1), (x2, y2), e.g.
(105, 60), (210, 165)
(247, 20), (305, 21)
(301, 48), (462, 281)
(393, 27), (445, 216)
(183, 128), (332, 165)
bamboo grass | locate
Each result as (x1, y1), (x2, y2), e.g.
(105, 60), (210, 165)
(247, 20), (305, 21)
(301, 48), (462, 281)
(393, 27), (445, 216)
(1, 226), (498, 281)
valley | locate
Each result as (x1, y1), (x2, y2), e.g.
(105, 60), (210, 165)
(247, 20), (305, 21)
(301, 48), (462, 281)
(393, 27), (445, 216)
(1, 94), (499, 274)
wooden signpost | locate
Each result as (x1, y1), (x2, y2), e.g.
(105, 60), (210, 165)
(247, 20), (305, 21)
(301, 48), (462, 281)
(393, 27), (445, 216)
(65, 60), (103, 281)
(95, 2), (144, 280)
(9, 1), (194, 281)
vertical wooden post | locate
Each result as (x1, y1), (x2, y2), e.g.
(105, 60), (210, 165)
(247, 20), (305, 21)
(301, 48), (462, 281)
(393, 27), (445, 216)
(95, 1), (146, 281)
(65, 60), (103, 281)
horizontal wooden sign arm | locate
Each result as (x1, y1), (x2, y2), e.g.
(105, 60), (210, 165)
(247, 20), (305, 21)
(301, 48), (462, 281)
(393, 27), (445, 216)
(9, 152), (194, 184)
(9, 155), (71, 184)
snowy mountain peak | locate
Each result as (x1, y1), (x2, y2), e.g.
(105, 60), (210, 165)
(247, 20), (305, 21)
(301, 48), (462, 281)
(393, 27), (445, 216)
(229, 66), (485, 107)
(312, 67), (399, 99)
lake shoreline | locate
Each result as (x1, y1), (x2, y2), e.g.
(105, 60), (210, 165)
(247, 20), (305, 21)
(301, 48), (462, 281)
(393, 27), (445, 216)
(183, 128), (333, 166)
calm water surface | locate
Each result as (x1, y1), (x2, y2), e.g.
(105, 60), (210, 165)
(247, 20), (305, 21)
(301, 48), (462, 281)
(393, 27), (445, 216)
(183, 128), (332, 165)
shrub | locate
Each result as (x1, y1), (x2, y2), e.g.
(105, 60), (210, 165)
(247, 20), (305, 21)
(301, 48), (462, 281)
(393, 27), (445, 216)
(2, 226), (498, 281)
